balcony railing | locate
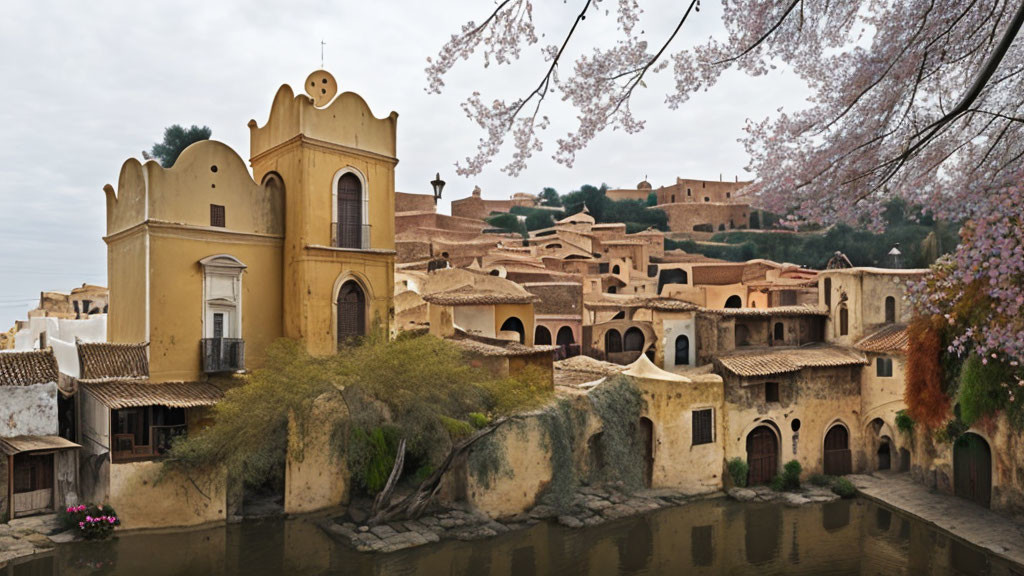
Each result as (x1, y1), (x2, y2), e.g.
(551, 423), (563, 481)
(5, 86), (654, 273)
(330, 223), (372, 250)
(201, 338), (245, 373)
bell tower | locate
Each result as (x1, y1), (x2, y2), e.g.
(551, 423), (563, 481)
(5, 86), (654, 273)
(248, 70), (397, 354)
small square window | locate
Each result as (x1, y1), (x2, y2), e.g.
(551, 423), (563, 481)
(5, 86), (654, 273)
(876, 357), (893, 378)
(692, 409), (714, 445)
(765, 382), (780, 403)
(210, 204), (226, 227)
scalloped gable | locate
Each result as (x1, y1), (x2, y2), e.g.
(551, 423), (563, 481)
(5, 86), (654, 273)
(248, 83), (398, 160)
(104, 140), (284, 237)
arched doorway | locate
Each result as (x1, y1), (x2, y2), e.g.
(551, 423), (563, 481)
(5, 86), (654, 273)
(877, 437), (892, 470)
(954, 433), (991, 508)
(746, 426), (778, 485)
(337, 281), (365, 345)
(735, 324), (751, 347)
(725, 295), (742, 308)
(534, 325), (552, 345)
(335, 173), (363, 249)
(674, 335), (690, 365)
(499, 317), (525, 344)
(639, 417), (654, 488)
(773, 322), (784, 343)
(824, 424), (852, 476)
(623, 327), (644, 352)
(605, 329), (622, 354)
(556, 326), (575, 357)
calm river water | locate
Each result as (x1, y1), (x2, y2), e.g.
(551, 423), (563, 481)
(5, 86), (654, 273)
(7, 498), (1022, 575)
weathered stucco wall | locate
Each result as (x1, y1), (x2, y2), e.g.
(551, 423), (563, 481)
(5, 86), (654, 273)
(285, 391), (350, 515)
(462, 417), (553, 519)
(108, 461), (227, 529)
(0, 382), (58, 437)
(722, 366), (864, 479)
(634, 374), (725, 493)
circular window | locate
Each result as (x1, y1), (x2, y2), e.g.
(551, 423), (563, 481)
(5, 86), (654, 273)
(791, 419), (801, 432)
(210, 165), (218, 173)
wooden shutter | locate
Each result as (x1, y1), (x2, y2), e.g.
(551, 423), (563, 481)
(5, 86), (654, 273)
(337, 174), (362, 248)
(692, 409), (713, 445)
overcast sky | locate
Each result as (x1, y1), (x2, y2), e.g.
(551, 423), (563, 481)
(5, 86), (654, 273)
(0, 0), (808, 328)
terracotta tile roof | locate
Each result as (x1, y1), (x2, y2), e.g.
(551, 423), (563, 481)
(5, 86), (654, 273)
(554, 356), (624, 387)
(78, 342), (149, 380)
(81, 380), (224, 409)
(717, 345), (867, 377)
(450, 335), (559, 357)
(584, 296), (699, 311)
(856, 325), (909, 353)
(705, 305), (827, 317)
(422, 285), (539, 306)
(0, 349), (59, 386)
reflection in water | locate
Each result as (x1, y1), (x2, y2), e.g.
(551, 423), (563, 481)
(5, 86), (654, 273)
(9, 499), (1022, 576)
(744, 505), (782, 565)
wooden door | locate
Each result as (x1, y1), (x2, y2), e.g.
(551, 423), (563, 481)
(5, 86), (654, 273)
(954, 433), (991, 508)
(824, 425), (852, 476)
(639, 418), (654, 488)
(337, 282), (365, 345)
(746, 426), (778, 485)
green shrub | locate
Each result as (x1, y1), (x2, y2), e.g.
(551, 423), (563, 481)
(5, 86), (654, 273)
(727, 458), (749, 488)
(468, 412), (491, 429)
(770, 475), (786, 492)
(808, 473), (834, 487)
(895, 410), (915, 434)
(348, 426), (400, 494)
(782, 460), (802, 490)
(831, 477), (857, 499)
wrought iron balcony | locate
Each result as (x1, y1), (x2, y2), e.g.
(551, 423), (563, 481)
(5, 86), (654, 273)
(201, 338), (245, 373)
(330, 223), (372, 250)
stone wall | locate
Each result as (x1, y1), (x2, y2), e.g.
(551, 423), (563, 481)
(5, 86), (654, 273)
(395, 192), (436, 214)
(656, 203), (750, 234)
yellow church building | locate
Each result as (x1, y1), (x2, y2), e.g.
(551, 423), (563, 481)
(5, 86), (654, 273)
(104, 70), (396, 382)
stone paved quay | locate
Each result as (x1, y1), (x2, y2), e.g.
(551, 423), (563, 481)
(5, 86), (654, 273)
(850, 472), (1024, 568)
(0, 513), (79, 567)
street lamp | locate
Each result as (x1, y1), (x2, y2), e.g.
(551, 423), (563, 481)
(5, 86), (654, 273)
(430, 172), (446, 205)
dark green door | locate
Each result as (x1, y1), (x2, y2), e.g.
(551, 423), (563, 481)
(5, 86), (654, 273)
(954, 433), (991, 508)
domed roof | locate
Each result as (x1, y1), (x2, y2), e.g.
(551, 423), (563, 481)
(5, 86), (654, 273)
(637, 180), (652, 190)
(557, 203), (596, 225)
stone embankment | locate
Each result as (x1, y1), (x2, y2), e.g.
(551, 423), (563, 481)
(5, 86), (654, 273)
(0, 514), (81, 567)
(321, 485), (714, 553)
(726, 484), (841, 506)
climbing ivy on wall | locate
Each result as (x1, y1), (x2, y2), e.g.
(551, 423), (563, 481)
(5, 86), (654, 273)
(588, 376), (647, 491)
(538, 399), (582, 510)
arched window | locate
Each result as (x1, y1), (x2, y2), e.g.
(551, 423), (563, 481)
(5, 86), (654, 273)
(499, 317), (526, 344)
(675, 335), (690, 365)
(725, 295), (742, 308)
(612, 265), (621, 275)
(623, 327), (644, 351)
(839, 305), (849, 336)
(605, 329), (623, 354)
(335, 173), (364, 249)
(556, 326), (575, 346)
(337, 281), (366, 345)
(823, 278), (832, 308)
(607, 285), (617, 294)
(773, 322), (784, 343)
(535, 325), (552, 345)
(885, 296), (896, 323)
